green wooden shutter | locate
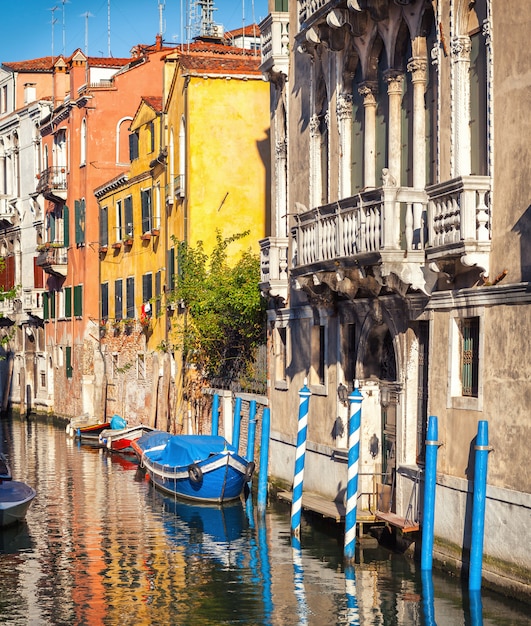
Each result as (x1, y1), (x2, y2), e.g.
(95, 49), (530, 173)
(66, 346), (73, 379)
(50, 292), (56, 319)
(124, 196), (133, 238)
(64, 286), (72, 318)
(43, 292), (49, 320)
(63, 205), (70, 247)
(73, 285), (83, 317)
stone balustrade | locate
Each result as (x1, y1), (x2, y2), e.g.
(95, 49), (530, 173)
(426, 175), (491, 249)
(259, 236), (289, 302)
(293, 186), (428, 269)
(260, 12), (290, 77)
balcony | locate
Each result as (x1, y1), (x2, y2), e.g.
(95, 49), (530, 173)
(22, 288), (44, 317)
(0, 195), (17, 228)
(291, 185), (429, 297)
(259, 237), (289, 304)
(260, 12), (290, 79)
(174, 174), (185, 198)
(298, 0), (331, 27)
(36, 166), (67, 202)
(426, 176), (491, 276)
(36, 245), (68, 277)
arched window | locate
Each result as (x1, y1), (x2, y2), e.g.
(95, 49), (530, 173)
(80, 118), (87, 166)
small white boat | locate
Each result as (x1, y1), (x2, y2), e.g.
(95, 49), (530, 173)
(99, 424), (155, 453)
(0, 454), (36, 528)
(66, 414), (101, 437)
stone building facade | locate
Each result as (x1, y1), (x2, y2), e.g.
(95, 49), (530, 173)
(259, 0), (531, 598)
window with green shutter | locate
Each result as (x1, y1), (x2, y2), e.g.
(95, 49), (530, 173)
(73, 285), (83, 317)
(126, 277), (135, 319)
(124, 196), (133, 238)
(64, 286), (72, 318)
(142, 273), (152, 305)
(101, 282), (109, 320)
(461, 317), (479, 397)
(43, 292), (49, 320)
(115, 279), (123, 320)
(50, 291), (56, 319)
(75, 199), (86, 245)
(100, 206), (108, 247)
(63, 204), (70, 247)
(141, 188), (152, 234)
(66, 346), (73, 379)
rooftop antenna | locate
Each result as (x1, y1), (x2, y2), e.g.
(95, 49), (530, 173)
(81, 11), (94, 55)
(48, 5), (59, 59)
(158, 0), (166, 36)
(61, 0), (70, 55)
(107, 0), (111, 56)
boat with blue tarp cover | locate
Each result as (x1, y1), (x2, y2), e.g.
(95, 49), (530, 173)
(132, 432), (255, 503)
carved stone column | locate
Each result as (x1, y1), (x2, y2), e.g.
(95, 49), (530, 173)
(384, 71), (405, 185)
(408, 58), (427, 249)
(358, 82), (378, 188)
(336, 93), (353, 199)
(275, 138), (288, 238)
(309, 113), (321, 208)
(451, 36), (472, 177)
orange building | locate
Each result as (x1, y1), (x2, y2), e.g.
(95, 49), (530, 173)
(36, 38), (178, 420)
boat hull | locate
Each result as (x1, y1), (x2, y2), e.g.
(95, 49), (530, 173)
(133, 433), (253, 504)
(0, 481), (36, 527)
(99, 425), (155, 453)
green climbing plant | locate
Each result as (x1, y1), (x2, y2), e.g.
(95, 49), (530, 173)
(169, 230), (266, 383)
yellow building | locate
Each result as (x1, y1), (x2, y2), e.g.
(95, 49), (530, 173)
(164, 42), (270, 262)
(96, 96), (171, 426)
(96, 42), (270, 429)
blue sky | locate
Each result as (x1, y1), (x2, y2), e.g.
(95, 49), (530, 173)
(0, 0), (268, 62)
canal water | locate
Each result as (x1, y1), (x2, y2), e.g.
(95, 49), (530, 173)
(1, 417), (529, 626)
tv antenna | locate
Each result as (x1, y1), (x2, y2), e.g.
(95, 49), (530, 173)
(48, 5), (59, 59)
(81, 11), (94, 55)
(61, 0), (70, 55)
(158, 0), (166, 36)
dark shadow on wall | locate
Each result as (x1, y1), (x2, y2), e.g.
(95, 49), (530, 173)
(512, 204), (531, 281)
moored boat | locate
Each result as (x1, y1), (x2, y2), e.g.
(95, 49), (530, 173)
(132, 431), (255, 504)
(74, 421), (112, 443)
(65, 414), (101, 437)
(99, 424), (155, 453)
(0, 453), (36, 528)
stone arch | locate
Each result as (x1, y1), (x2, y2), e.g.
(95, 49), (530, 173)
(115, 116), (133, 164)
(356, 302), (400, 384)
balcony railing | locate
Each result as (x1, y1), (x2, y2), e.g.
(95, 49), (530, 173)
(426, 175), (491, 260)
(0, 196), (17, 226)
(36, 166), (67, 201)
(36, 245), (68, 277)
(298, 0), (330, 26)
(293, 186), (428, 270)
(22, 288), (44, 316)
(260, 12), (290, 77)
(259, 237), (289, 302)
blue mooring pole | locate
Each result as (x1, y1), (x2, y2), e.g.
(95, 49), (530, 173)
(344, 382), (363, 562)
(246, 400), (257, 464)
(469, 420), (489, 592)
(211, 394), (220, 437)
(232, 396), (242, 450)
(290, 380), (311, 539)
(421, 415), (439, 570)
(257, 407), (271, 516)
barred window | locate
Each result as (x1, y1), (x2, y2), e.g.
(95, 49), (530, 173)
(461, 317), (479, 397)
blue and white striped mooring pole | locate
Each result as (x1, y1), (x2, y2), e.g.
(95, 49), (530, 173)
(469, 420), (490, 592)
(211, 394), (220, 437)
(344, 381), (363, 562)
(290, 379), (311, 539)
(421, 415), (439, 571)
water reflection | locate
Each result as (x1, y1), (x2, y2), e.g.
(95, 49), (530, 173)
(0, 417), (530, 625)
